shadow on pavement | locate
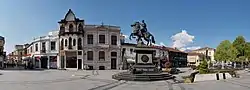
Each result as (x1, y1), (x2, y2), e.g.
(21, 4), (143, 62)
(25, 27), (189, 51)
(1, 67), (45, 71)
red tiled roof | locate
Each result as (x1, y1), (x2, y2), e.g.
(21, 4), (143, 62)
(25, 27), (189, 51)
(193, 47), (215, 51)
(188, 52), (204, 56)
(151, 45), (186, 53)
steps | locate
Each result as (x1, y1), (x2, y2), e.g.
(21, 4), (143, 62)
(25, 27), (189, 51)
(112, 71), (175, 81)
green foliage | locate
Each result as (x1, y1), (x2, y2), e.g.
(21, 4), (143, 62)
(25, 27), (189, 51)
(199, 59), (209, 74)
(228, 46), (239, 62)
(214, 40), (232, 62)
(244, 42), (250, 59)
(232, 36), (246, 57)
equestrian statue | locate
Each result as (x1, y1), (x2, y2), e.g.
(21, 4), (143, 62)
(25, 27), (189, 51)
(129, 20), (155, 46)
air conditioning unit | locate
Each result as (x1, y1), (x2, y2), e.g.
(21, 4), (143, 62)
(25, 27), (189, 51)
(137, 54), (152, 64)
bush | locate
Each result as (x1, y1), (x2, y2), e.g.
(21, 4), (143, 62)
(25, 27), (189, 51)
(199, 60), (209, 74)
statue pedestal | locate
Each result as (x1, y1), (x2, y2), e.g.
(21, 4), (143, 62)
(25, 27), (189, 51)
(112, 46), (175, 81)
(132, 47), (158, 73)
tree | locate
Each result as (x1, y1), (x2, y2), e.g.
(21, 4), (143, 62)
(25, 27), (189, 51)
(228, 46), (238, 62)
(232, 36), (246, 57)
(199, 59), (208, 74)
(214, 40), (232, 69)
(244, 42), (250, 59)
(232, 36), (246, 68)
(214, 40), (232, 61)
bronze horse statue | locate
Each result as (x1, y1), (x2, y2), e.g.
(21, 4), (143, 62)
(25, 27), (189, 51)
(129, 21), (155, 46)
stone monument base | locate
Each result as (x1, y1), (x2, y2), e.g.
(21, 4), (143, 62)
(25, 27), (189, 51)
(112, 71), (175, 81)
(112, 46), (175, 81)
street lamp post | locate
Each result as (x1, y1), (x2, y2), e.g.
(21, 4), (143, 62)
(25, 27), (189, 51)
(206, 48), (210, 69)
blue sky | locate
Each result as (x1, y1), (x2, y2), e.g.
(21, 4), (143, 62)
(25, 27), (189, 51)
(0, 0), (250, 53)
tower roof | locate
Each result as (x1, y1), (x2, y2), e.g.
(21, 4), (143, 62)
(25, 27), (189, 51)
(0, 36), (4, 41)
(64, 9), (76, 21)
(58, 9), (84, 23)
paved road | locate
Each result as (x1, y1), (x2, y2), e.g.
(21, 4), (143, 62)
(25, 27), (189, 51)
(0, 70), (250, 90)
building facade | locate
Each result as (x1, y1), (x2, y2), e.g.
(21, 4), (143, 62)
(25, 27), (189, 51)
(0, 36), (5, 68)
(120, 43), (137, 69)
(26, 31), (59, 69)
(191, 47), (216, 63)
(187, 52), (205, 66)
(58, 9), (121, 70)
(167, 47), (188, 68)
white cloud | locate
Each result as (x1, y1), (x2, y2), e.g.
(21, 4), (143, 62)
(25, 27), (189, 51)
(179, 48), (187, 51)
(152, 42), (166, 46)
(152, 43), (160, 46)
(159, 42), (166, 46)
(171, 30), (194, 48)
(186, 46), (201, 50)
(171, 30), (201, 51)
(121, 34), (128, 39)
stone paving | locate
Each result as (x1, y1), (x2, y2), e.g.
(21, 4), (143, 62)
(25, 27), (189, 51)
(0, 69), (250, 90)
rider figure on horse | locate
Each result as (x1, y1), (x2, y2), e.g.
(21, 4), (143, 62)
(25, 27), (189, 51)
(129, 20), (155, 46)
(131, 22), (142, 39)
(140, 20), (148, 38)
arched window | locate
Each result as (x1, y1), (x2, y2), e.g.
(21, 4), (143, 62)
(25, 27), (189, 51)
(69, 37), (72, 49)
(69, 24), (73, 32)
(61, 39), (64, 50)
(78, 24), (83, 32)
(73, 39), (76, 46)
(78, 38), (82, 50)
(65, 39), (68, 46)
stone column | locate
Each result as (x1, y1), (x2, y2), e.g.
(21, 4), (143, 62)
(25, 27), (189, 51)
(39, 59), (41, 69)
(47, 56), (50, 69)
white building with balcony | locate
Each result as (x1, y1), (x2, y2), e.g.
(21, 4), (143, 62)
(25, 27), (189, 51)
(191, 47), (216, 63)
(26, 31), (59, 69)
(58, 9), (121, 70)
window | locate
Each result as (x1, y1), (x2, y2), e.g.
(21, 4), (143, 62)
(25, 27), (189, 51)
(88, 66), (93, 70)
(87, 34), (93, 44)
(61, 39), (64, 50)
(111, 35), (117, 45)
(87, 51), (93, 60)
(78, 38), (82, 50)
(35, 44), (38, 51)
(69, 37), (72, 49)
(99, 51), (105, 61)
(30, 46), (33, 53)
(130, 49), (133, 54)
(73, 39), (76, 46)
(99, 66), (105, 70)
(78, 24), (83, 32)
(99, 35), (105, 44)
(209, 52), (211, 55)
(111, 52), (117, 58)
(50, 41), (56, 50)
(65, 39), (67, 46)
(60, 25), (65, 33)
(69, 24), (73, 32)
(41, 42), (46, 53)
(78, 51), (82, 55)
